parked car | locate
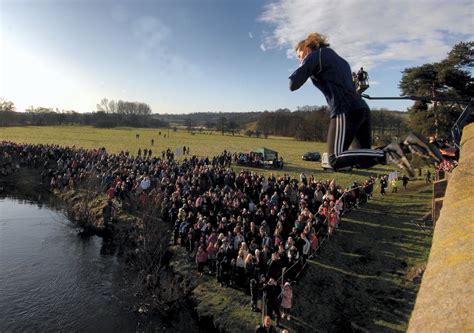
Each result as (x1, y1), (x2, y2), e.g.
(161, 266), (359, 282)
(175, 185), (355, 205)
(321, 152), (352, 171)
(302, 151), (321, 161)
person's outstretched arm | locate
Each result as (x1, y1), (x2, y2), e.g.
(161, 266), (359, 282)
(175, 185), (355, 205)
(288, 50), (320, 91)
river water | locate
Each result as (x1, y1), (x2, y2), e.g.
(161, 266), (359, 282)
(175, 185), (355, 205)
(0, 197), (141, 332)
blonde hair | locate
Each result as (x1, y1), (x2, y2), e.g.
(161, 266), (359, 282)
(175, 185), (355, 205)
(244, 253), (253, 264)
(296, 32), (330, 51)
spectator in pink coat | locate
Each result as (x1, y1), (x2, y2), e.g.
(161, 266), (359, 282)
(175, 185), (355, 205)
(281, 282), (293, 320)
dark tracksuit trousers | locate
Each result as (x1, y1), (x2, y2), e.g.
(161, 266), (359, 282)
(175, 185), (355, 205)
(327, 108), (385, 170)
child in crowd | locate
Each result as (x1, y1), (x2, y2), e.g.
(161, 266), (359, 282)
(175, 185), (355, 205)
(281, 282), (293, 321)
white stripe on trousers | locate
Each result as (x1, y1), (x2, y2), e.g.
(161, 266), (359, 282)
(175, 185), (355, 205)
(334, 113), (384, 158)
(335, 113), (346, 156)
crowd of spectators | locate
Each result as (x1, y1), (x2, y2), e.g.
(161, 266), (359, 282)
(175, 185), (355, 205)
(0, 144), (19, 177)
(2, 139), (445, 327)
(436, 159), (458, 176)
(0, 141), (100, 185)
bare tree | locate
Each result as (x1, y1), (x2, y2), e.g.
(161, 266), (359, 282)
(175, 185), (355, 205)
(0, 99), (16, 112)
(96, 98), (112, 113)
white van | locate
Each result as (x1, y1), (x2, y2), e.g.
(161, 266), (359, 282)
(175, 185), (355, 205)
(321, 152), (352, 171)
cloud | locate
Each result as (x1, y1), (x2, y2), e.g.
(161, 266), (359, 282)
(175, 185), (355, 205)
(249, 32), (253, 39)
(260, 43), (267, 52)
(260, 0), (474, 69)
(131, 16), (201, 77)
(132, 16), (170, 61)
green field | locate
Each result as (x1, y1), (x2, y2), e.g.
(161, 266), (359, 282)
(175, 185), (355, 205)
(0, 125), (399, 186)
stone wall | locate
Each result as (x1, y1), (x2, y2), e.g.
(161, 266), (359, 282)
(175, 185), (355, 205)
(408, 124), (474, 332)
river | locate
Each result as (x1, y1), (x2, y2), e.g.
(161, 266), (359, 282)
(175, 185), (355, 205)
(0, 197), (143, 332)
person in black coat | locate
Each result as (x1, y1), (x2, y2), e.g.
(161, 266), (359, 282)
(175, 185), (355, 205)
(216, 245), (229, 286)
(250, 276), (262, 312)
(266, 252), (282, 280)
(262, 278), (282, 326)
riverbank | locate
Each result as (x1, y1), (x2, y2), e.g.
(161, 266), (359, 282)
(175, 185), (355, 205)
(0, 167), (50, 201)
(0, 168), (203, 332)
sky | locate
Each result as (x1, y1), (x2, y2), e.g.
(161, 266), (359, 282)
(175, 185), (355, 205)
(1, 0), (473, 114)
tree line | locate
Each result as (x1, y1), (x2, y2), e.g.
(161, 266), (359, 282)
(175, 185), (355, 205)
(0, 99), (167, 128)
